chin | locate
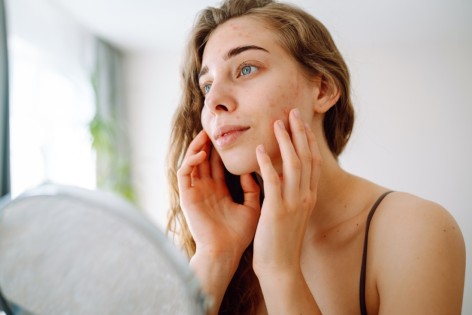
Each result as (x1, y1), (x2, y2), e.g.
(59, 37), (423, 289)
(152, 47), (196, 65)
(221, 155), (258, 176)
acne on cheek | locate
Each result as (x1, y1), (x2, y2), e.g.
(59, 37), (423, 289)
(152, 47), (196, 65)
(266, 108), (291, 132)
(266, 95), (291, 122)
(269, 95), (292, 118)
(267, 90), (289, 109)
(267, 78), (302, 124)
(275, 79), (301, 102)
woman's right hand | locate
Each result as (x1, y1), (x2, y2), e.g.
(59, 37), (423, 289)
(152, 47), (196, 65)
(177, 130), (261, 261)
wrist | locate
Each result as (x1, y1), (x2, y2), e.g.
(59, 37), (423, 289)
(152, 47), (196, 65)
(189, 251), (243, 315)
(191, 247), (242, 271)
(254, 259), (301, 279)
(190, 250), (241, 278)
(256, 264), (303, 288)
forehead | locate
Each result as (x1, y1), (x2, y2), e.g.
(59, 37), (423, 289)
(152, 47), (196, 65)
(202, 16), (280, 63)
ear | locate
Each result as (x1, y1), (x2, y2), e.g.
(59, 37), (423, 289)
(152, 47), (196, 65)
(312, 75), (340, 114)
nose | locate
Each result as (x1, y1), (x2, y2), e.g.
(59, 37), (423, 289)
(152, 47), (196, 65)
(203, 81), (236, 114)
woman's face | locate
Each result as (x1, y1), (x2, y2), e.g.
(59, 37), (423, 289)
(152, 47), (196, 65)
(199, 16), (317, 175)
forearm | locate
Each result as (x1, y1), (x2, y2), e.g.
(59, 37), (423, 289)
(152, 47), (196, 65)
(190, 252), (240, 315)
(258, 269), (321, 315)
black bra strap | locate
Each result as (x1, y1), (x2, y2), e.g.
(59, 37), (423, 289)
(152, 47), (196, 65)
(359, 191), (394, 315)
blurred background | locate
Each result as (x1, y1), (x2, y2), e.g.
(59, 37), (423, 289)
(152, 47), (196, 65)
(1, 0), (471, 312)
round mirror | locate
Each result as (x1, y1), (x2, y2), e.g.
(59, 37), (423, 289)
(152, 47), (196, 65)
(0, 184), (208, 315)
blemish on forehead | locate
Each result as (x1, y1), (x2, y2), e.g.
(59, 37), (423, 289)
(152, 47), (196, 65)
(223, 19), (253, 36)
(230, 23), (240, 30)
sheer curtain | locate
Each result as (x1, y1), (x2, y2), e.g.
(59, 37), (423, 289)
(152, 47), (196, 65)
(0, 0), (9, 199)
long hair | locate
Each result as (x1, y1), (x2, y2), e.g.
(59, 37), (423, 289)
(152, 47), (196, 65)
(166, 0), (354, 313)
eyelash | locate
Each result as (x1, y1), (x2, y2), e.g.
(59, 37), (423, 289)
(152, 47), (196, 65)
(202, 83), (211, 95)
(237, 63), (258, 77)
(200, 62), (259, 96)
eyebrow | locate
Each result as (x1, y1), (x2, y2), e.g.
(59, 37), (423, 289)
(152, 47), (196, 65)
(198, 45), (269, 80)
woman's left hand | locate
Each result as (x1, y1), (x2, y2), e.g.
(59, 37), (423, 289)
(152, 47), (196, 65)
(253, 108), (321, 278)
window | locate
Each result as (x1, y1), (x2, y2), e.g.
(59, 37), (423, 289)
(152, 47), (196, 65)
(7, 0), (97, 197)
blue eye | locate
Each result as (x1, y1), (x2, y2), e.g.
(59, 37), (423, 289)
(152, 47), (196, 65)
(240, 65), (257, 76)
(203, 84), (211, 95)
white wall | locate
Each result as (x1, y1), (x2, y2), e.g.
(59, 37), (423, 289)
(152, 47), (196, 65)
(124, 52), (181, 228)
(125, 34), (472, 314)
(340, 42), (472, 314)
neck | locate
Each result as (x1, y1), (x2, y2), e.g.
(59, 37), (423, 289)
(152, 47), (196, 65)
(317, 151), (351, 205)
(306, 143), (358, 236)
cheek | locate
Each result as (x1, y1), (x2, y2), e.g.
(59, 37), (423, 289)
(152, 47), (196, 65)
(271, 76), (310, 120)
(263, 80), (304, 133)
(282, 76), (302, 103)
(270, 79), (302, 107)
(200, 107), (211, 132)
(266, 90), (293, 122)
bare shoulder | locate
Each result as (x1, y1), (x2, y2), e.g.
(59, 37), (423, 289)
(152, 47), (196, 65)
(368, 192), (466, 314)
(371, 192), (463, 236)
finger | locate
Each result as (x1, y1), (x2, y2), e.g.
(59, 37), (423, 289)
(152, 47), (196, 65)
(186, 130), (210, 156)
(190, 160), (200, 185)
(273, 119), (300, 202)
(256, 144), (282, 205)
(288, 109), (312, 193)
(198, 140), (212, 178)
(305, 123), (322, 193)
(177, 150), (207, 190)
(240, 173), (261, 211)
(210, 146), (225, 183)
(181, 130), (210, 182)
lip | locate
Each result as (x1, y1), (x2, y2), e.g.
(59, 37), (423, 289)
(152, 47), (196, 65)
(213, 125), (250, 148)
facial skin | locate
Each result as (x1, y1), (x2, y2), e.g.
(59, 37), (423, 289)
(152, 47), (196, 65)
(199, 16), (318, 175)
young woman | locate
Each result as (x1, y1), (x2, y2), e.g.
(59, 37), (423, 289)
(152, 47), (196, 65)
(166, 0), (466, 314)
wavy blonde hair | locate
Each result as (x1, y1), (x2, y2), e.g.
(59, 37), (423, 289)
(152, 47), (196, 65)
(166, 0), (354, 313)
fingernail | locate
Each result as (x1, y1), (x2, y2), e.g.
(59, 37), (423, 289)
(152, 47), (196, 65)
(293, 108), (300, 118)
(257, 144), (266, 153)
(276, 120), (285, 129)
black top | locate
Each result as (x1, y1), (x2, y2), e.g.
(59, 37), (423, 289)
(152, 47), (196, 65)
(359, 191), (394, 315)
